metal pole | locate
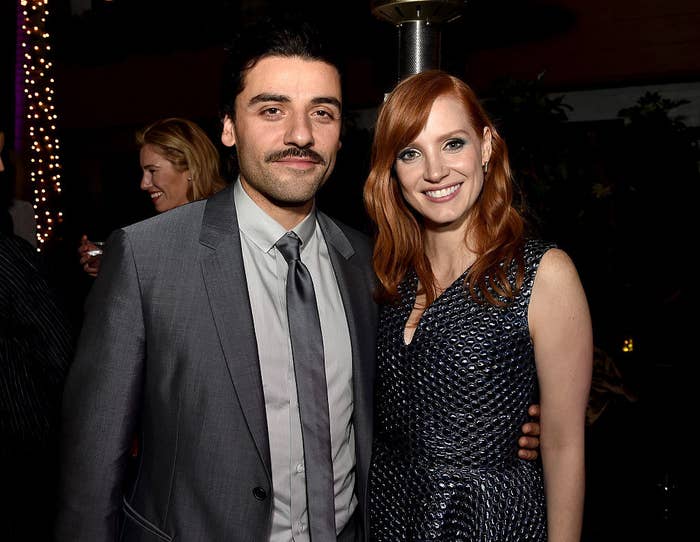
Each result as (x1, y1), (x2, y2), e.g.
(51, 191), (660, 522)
(371, 0), (466, 82)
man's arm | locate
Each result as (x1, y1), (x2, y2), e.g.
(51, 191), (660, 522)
(0, 235), (73, 446)
(518, 404), (541, 460)
(55, 229), (146, 541)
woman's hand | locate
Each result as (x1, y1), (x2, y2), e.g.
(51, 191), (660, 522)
(78, 234), (101, 278)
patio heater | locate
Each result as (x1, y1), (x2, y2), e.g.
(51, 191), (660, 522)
(371, 0), (467, 82)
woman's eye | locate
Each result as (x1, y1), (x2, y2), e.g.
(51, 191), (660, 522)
(398, 148), (419, 162)
(445, 138), (466, 151)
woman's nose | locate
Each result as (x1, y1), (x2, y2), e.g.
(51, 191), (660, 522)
(424, 156), (448, 183)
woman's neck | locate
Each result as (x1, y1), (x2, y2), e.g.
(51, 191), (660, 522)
(423, 226), (477, 291)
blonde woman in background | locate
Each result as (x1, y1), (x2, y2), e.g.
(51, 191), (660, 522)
(79, 117), (227, 276)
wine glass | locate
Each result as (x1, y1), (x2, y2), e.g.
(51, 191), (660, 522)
(86, 241), (105, 258)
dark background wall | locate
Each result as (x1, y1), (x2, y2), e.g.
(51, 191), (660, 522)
(463, 0), (700, 90)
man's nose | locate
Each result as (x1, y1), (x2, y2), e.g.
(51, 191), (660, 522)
(284, 112), (314, 148)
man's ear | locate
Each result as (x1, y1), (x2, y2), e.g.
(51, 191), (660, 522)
(221, 115), (236, 148)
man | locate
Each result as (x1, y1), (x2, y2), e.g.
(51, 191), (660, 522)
(2, 137), (74, 539)
(0, 130), (37, 247)
(56, 16), (539, 541)
(0, 229), (74, 540)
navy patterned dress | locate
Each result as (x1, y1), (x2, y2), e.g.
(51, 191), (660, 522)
(368, 240), (555, 541)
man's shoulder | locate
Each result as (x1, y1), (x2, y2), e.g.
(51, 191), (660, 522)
(0, 230), (34, 253)
(124, 199), (207, 234)
(317, 212), (374, 267)
(109, 201), (210, 259)
(317, 211), (372, 250)
(122, 185), (235, 238)
(0, 231), (39, 272)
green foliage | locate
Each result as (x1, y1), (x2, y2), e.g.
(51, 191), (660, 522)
(486, 72), (573, 124)
(483, 73), (575, 237)
(618, 91), (691, 131)
(483, 77), (698, 370)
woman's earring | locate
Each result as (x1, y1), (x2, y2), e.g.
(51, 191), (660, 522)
(482, 161), (489, 175)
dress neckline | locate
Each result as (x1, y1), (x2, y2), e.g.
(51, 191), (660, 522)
(402, 266), (471, 346)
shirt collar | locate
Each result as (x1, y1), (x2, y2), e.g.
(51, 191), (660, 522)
(233, 178), (317, 254)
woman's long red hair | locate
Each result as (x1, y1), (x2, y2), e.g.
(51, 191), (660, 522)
(363, 70), (525, 306)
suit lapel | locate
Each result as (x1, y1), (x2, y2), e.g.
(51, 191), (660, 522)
(317, 213), (376, 504)
(198, 187), (271, 478)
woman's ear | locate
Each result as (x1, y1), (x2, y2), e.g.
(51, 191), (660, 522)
(481, 126), (493, 166)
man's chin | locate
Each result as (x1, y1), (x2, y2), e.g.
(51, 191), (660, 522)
(268, 192), (319, 209)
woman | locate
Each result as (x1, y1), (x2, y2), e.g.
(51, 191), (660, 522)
(364, 70), (592, 541)
(79, 117), (227, 276)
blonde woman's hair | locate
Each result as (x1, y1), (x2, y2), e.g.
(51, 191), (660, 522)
(137, 118), (226, 202)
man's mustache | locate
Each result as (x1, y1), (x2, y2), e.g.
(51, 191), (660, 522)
(265, 147), (325, 165)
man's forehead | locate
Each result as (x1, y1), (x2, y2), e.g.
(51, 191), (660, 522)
(239, 55), (342, 104)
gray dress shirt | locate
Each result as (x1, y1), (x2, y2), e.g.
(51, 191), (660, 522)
(234, 181), (356, 541)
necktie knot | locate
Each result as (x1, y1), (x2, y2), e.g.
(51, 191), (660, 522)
(276, 231), (302, 264)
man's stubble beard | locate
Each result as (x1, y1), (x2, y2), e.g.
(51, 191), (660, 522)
(242, 163), (334, 209)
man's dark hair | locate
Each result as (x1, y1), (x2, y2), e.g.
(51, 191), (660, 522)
(219, 14), (344, 123)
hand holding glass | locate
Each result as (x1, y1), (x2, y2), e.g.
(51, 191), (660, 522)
(86, 241), (105, 258)
(79, 236), (104, 278)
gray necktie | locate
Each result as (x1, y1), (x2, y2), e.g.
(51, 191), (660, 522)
(276, 231), (336, 540)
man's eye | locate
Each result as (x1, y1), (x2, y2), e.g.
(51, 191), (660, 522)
(313, 109), (336, 121)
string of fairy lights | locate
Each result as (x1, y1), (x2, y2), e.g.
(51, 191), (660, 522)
(18, 0), (63, 251)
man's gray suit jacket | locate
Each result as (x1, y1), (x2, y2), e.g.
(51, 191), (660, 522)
(56, 185), (378, 541)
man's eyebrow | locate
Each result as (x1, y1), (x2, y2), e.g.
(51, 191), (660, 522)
(248, 93), (290, 106)
(311, 96), (342, 110)
(247, 94), (341, 111)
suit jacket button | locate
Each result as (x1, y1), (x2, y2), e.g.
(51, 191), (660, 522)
(252, 487), (267, 500)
